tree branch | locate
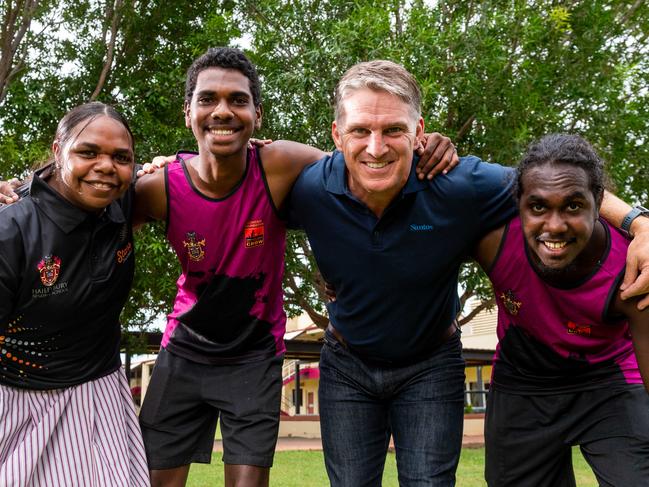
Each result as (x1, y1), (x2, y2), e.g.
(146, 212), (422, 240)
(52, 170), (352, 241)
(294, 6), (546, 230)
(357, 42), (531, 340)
(456, 113), (476, 141)
(90, 0), (124, 101)
(393, 0), (403, 37)
(620, 0), (644, 26)
(0, 0), (40, 104)
(458, 297), (495, 327)
(283, 268), (329, 329)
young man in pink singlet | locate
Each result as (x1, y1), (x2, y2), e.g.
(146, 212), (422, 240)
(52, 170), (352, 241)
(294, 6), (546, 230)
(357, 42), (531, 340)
(132, 48), (458, 487)
(474, 134), (649, 487)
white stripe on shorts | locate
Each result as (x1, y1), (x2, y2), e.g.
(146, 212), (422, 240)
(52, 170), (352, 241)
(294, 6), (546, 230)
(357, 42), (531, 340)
(0, 368), (150, 486)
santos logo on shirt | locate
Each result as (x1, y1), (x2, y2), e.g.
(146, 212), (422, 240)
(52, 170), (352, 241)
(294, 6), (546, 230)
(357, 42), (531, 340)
(116, 242), (133, 264)
(409, 223), (434, 232)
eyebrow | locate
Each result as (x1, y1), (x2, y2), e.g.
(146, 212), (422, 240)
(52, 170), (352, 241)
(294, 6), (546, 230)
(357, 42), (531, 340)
(75, 142), (133, 155)
(195, 90), (251, 98)
(346, 121), (410, 130)
(526, 191), (589, 202)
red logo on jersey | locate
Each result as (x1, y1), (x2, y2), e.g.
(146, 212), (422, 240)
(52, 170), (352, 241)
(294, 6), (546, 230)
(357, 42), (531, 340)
(183, 232), (206, 262)
(244, 220), (264, 248)
(116, 242), (133, 264)
(37, 255), (61, 287)
(567, 321), (591, 336)
(499, 289), (521, 316)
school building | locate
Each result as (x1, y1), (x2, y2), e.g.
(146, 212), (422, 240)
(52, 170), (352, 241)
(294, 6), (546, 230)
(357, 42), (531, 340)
(127, 302), (497, 438)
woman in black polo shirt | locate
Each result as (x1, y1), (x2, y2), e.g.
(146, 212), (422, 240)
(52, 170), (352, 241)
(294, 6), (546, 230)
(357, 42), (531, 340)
(0, 102), (149, 486)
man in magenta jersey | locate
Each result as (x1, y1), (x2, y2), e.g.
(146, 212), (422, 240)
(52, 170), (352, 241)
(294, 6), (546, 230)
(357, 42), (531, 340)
(474, 134), (649, 486)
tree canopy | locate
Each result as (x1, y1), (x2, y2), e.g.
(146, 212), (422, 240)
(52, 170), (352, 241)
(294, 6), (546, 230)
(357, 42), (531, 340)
(1, 0), (648, 331)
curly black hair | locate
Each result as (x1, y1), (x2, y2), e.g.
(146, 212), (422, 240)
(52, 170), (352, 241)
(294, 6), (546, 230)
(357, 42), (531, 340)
(184, 47), (261, 107)
(516, 134), (606, 206)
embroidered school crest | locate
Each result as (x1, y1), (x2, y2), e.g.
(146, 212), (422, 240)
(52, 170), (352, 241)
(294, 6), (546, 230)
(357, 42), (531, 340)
(183, 231), (206, 262)
(37, 255), (61, 287)
(500, 289), (522, 316)
(244, 219), (264, 248)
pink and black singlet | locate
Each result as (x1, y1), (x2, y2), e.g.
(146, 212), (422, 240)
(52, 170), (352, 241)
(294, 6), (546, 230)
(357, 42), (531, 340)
(488, 217), (641, 393)
(162, 148), (287, 364)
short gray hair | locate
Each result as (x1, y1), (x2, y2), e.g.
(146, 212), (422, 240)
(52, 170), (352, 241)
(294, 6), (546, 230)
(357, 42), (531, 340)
(334, 60), (422, 122)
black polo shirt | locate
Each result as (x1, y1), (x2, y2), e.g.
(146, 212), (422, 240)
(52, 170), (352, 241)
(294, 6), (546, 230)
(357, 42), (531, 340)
(289, 151), (516, 363)
(0, 166), (135, 389)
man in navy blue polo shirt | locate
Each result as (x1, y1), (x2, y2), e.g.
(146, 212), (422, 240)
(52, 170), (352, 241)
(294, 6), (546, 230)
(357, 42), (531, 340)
(289, 60), (516, 486)
(289, 60), (649, 487)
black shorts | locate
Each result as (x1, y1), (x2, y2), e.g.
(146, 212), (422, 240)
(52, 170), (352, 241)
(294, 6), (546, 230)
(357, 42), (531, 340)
(139, 348), (283, 469)
(485, 385), (649, 487)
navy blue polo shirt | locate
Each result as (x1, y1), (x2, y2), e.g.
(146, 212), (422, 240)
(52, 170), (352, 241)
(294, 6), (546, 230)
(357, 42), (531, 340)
(290, 151), (516, 363)
(0, 166), (135, 389)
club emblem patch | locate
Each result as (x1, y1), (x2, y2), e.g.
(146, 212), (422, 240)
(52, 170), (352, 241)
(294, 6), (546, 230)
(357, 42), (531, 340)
(183, 232), (206, 262)
(37, 255), (61, 287)
(500, 289), (522, 316)
(567, 321), (591, 336)
(244, 219), (264, 248)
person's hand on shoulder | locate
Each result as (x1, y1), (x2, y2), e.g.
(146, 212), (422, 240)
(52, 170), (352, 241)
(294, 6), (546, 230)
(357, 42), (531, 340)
(136, 155), (176, 178)
(620, 217), (649, 310)
(415, 133), (459, 180)
(248, 138), (273, 148)
(0, 178), (21, 204)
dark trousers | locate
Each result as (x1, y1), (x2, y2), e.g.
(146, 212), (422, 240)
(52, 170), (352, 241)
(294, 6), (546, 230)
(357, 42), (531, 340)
(319, 330), (465, 487)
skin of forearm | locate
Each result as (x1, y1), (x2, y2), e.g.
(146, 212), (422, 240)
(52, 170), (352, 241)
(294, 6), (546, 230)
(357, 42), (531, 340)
(600, 191), (648, 236)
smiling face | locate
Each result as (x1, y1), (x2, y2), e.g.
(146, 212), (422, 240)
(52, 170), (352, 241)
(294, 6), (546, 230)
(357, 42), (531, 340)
(184, 67), (261, 161)
(519, 163), (599, 275)
(332, 88), (423, 213)
(50, 115), (134, 212)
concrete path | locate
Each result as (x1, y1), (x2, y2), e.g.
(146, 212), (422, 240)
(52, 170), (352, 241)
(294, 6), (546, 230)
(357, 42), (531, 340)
(214, 434), (484, 452)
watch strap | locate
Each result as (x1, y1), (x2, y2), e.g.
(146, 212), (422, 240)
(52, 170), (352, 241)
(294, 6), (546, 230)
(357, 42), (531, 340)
(621, 205), (649, 234)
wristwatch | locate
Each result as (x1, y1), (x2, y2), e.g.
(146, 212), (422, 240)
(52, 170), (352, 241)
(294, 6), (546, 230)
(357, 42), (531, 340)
(621, 205), (649, 235)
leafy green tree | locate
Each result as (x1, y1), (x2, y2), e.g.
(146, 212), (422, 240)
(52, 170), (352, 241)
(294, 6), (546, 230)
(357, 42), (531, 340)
(1, 0), (648, 331)
(240, 0), (649, 321)
(0, 1), (243, 343)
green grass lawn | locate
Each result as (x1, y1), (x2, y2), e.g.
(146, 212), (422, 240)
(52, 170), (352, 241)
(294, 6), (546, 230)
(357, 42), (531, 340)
(187, 447), (598, 486)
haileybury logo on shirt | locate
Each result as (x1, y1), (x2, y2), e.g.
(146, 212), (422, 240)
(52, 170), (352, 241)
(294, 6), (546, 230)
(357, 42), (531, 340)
(409, 224), (434, 231)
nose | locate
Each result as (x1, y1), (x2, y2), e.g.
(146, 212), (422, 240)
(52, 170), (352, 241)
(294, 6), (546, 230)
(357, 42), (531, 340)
(211, 100), (233, 120)
(94, 154), (117, 173)
(545, 210), (568, 234)
(366, 131), (388, 159)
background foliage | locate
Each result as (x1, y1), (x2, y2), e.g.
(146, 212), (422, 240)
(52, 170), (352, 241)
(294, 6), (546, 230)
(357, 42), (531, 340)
(1, 0), (648, 332)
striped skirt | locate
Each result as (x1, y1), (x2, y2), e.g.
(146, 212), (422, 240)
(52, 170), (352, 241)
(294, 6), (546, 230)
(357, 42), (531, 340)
(0, 368), (150, 486)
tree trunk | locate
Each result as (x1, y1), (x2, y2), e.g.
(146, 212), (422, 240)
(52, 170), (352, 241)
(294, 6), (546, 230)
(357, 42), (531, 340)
(90, 0), (124, 101)
(0, 0), (40, 104)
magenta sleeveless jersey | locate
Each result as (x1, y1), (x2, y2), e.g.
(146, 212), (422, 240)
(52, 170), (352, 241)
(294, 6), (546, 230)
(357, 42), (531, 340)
(161, 149), (287, 363)
(487, 217), (641, 393)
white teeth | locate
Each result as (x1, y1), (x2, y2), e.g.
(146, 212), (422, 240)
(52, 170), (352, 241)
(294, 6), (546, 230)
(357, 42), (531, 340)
(209, 129), (233, 135)
(543, 241), (567, 250)
(366, 162), (388, 169)
(87, 182), (113, 190)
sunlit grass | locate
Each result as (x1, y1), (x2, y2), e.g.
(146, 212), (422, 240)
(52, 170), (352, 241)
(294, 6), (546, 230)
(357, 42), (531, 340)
(186, 447), (597, 486)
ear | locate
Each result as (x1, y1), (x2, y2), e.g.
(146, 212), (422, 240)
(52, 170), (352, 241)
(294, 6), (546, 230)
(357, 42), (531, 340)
(332, 120), (343, 151)
(254, 104), (263, 131)
(52, 141), (62, 165)
(415, 116), (425, 145)
(184, 101), (191, 129)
